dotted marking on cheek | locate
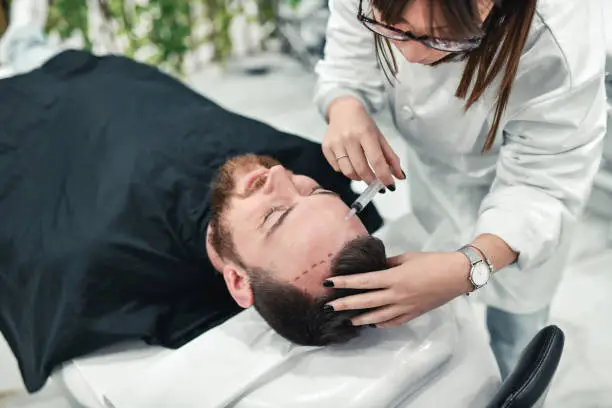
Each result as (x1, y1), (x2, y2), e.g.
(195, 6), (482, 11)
(327, 253), (332, 258)
(294, 269), (310, 282)
(294, 258), (328, 282)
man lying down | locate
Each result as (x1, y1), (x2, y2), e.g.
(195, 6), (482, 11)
(0, 4), (389, 394)
(0, 5), (502, 406)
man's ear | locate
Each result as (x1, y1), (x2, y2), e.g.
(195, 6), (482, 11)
(222, 264), (254, 308)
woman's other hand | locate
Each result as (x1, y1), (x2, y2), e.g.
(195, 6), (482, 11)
(322, 97), (404, 187)
(322, 251), (473, 328)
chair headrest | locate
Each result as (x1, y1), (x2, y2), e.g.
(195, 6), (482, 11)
(486, 325), (565, 408)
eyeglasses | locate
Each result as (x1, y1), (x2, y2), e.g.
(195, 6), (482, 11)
(357, 0), (484, 53)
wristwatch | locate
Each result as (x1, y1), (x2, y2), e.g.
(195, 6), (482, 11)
(457, 245), (494, 293)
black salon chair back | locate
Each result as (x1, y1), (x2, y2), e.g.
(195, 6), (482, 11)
(486, 325), (565, 408)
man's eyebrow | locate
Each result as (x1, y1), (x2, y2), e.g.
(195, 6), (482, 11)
(265, 190), (338, 238)
(317, 190), (340, 198)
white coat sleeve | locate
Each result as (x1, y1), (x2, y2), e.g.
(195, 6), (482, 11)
(473, 43), (607, 270)
(314, 0), (386, 118)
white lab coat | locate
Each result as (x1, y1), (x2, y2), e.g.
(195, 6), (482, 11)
(315, 0), (608, 313)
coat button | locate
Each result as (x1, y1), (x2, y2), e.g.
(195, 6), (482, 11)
(401, 105), (415, 120)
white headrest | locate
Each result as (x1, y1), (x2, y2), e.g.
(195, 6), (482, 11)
(0, 65), (15, 79)
(97, 306), (458, 408)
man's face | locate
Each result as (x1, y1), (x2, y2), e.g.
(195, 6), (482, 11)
(210, 155), (368, 303)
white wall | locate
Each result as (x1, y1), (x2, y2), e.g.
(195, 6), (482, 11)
(605, 0), (612, 68)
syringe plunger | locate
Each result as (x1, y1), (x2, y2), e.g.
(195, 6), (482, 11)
(345, 179), (385, 220)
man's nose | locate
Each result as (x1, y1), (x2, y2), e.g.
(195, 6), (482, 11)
(264, 165), (295, 194)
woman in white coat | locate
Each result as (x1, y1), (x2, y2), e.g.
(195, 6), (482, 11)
(315, 0), (607, 378)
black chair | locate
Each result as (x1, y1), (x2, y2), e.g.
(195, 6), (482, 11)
(486, 325), (565, 408)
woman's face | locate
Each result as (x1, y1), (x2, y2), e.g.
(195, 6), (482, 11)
(372, 0), (494, 65)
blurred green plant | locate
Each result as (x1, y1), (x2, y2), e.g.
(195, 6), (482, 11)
(46, 0), (92, 49)
(38, 0), (299, 75)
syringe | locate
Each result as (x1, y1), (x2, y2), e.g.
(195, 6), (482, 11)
(345, 179), (386, 220)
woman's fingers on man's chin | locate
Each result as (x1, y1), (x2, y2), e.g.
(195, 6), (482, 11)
(349, 305), (405, 326)
(374, 313), (415, 328)
(387, 252), (418, 267)
(325, 290), (393, 312)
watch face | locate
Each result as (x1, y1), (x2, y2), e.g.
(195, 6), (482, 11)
(471, 263), (490, 287)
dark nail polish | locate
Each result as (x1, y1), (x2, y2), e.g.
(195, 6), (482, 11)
(378, 188), (386, 194)
(322, 280), (334, 288)
(369, 324), (377, 328)
(387, 184), (396, 192)
(401, 170), (406, 179)
(323, 305), (335, 312)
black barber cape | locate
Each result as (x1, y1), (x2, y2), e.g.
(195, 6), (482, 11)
(0, 50), (383, 392)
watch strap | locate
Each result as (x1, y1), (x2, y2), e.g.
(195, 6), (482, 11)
(458, 245), (483, 266)
(468, 244), (495, 274)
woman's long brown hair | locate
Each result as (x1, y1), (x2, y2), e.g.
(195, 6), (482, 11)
(372, 0), (538, 153)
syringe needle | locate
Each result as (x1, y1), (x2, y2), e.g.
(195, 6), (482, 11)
(344, 207), (357, 220)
